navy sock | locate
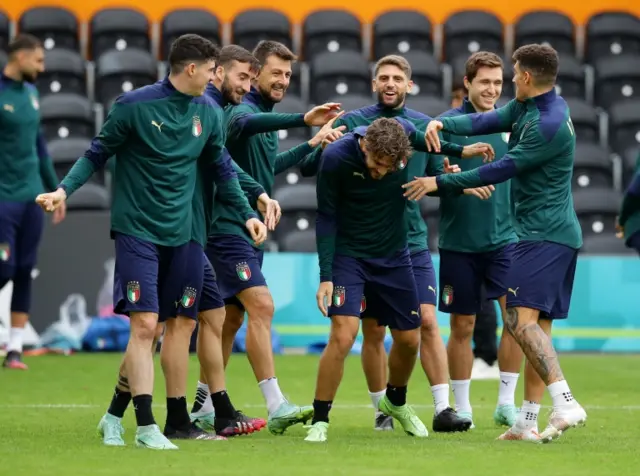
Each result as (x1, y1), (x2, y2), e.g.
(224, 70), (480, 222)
(133, 394), (155, 427)
(311, 399), (332, 424)
(386, 384), (407, 407)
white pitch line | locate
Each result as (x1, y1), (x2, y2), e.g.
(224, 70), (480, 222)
(1, 403), (640, 411)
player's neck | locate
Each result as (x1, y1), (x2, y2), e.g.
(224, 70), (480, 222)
(167, 74), (196, 96)
(211, 78), (222, 91)
(2, 64), (23, 82)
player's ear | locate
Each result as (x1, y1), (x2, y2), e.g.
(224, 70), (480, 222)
(371, 78), (377, 93)
(463, 76), (471, 91)
(406, 79), (414, 94)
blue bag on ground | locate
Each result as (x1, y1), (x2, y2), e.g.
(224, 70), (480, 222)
(82, 316), (130, 352)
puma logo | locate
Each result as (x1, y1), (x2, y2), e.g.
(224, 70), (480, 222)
(501, 380), (508, 386)
(507, 287), (519, 296)
(3, 104), (14, 113)
(411, 310), (419, 316)
(428, 285), (436, 294)
(151, 120), (163, 132)
(353, 172), (365, 179)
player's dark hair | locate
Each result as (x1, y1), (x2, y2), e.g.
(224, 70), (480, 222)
(168, 34), (220, 74)
(512, 44), (559, 86)
(465, 51), (503, 83)
(8, 34), (42, 56)
(364, 118), (414, 168)
(218, 45), (260, 73)
(252, 40), (297, 66)
(374, 55), (412, 79)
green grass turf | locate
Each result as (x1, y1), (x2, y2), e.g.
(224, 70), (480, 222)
(1, 354), (639, 475)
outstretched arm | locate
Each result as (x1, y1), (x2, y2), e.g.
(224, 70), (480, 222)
(316, 150), (340, 283)
(439, 100), (519, 136)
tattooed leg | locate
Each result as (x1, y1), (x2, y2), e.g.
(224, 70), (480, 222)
(504, 307), (564, 385)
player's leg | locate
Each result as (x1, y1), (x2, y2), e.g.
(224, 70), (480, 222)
(360, 289), (393, 431)
(471, 295), (499, 379)
(501, 241), (586, 443)
(485, 243), (523, 427)
(413, 250), (469, 432)
(221, 302), (245, 367)
(440, 249), (482, 426)
(0, 202), (22, 369)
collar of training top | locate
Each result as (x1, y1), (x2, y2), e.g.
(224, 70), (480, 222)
(374, 102), (406, 117)
(244, 87), (275, 112)
(528, 88), (557, 109)
(0, 72), (26, 91)
(206, 83), (224, 108)
(161, 76), (194, 101)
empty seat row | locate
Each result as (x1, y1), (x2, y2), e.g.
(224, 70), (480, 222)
(1, 8), (639, 63)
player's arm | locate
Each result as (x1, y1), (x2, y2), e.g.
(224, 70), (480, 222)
(227, 111), (307, 138)
(231, 158), (265, 208)
(316, 148), (340, 284)
(36, 131), (59, 192)
(299, 116), (349, 177)
(619, 172), (640, 227)
(439, 99), (518, 136)
(58, 100), (130, 197)
(393, 116), (466, 158)
(273, 142), (315, 175)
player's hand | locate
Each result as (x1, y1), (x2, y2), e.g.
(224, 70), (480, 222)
(402, 176), (438, 201)
(462, 142), (495, 162)
(304, 103), (342, 126)
(321, 127), (345, 149)
(309, 111), (347, 148)
(245, 217), (268, 246)
(35, 188), (67, 212)
(257, 193), (281, 231)
(52, 200), (67, 225)
(425, 120), (444, 152)
(316, 281), (334, 317)
(615, 216), (624, 239)
(443, 157), (460, 174)
(463, 186), (495, 200)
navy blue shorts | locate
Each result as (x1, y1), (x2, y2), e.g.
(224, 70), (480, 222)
(0, 201), (44, 275)
(113, 233), (203, 320)
(330, 249), (421, 331)
(207, 234), (266, 310)
(199, 254), (225, 312)
(362, 249), (437, 322)
(505, 240), (578, 320)
(438, 243), (516, 315)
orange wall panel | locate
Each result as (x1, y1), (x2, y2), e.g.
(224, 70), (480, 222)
(3, 1), (639, 24)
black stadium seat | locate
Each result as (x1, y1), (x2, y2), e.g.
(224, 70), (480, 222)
(48, 137), (104, 185)
(405, 96), (449, 118)
(37, 48), (86, 97)
(594, 55), (640, 109)
(95, 49), (157, 104)
(161, 9), (221, 58)
(586, 12), (640, 64)
(0, 10), (9, 52)
(608, 99), (640, 156)
(581, 234), (635, 255)
(555, 55), (585, 100)
(273, 95), (309, 140)
(573, 188), (621, 237)
(279, 229), (317, 252)
(66, 183), (111, 211)
(303, 10), (362, 61)
(373, 10), (433, 58)
(90, 8), (150, 59)
(273, 162), (315, 192)
(232, 9), (292, 52)
(19, 7), (80, 51)
(40, 94), (95, 141)
(572, 144), (613, 190)
(330, 94), (372, 112)
(273, 183), (317, 243)
(443, 11), (503, 61)
(310, 51), (370, 104)
(403, 51), (442, 98)
(514, 11), (576, 56)
(566, 98), (600, 144)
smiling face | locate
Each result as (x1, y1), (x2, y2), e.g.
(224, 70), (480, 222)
(373, 63), (413, 109)
(465, 66), (503, 111)
(256, 54), (292, 103)
(218, 60), (255, 105)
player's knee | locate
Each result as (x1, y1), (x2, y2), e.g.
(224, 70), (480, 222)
(165, 316), (197, 336)
(392, 328), (420, 353)
(199, 308), (225, 335)
(450, 314), (475, 340)
(362, 320), (386, 346)
(129, 312), (159, 342)
(329, 317), (359, 353)
(244, 291), (275, 323)
(223, 305), (245, 333)
(419, 305), (439, 336)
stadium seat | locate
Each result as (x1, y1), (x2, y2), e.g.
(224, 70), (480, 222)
(310, 51), (370, 104)
(66, 183), (111, 211)
(451, 54), (513, 99)
(40, 94), (95, 141)
(419, 197), (440, 252)
(573, 188), (621, 237)
(273, 165), (315, 192)
(330, 94), (373, 112)
(272, 183), (317, 242)
(37, 48), (86, 97)
(555, 55), (585, 100)
(95, 49), (157, 105)
(273, 95), (310, 140)
(443, 11), (504, 61)
(572, 144), (614, 190)
(0, 11), (8, 52)
(403, 51), (442, 98)
(608, 99), (640, 155)
(232, 9), (292, 52)
(48, 137), (105, 185)
(372, 10), (433, 58)
(287, 62), (303, 101)
(622, 146), (640, 188)
(279, 229), (317, 252)
(405, 96), (450, 118)
(303, 10), (362, 61)
(19, 7), (79, 52)
(514, 11), (575, 56)
(161, 9), (221, 58)
(594, 55), (640, 109)
(585, 12), (640, 64)
(581, 233), (635, 255)
(90, 8), (150, 59)
(566, 98), (600, 144)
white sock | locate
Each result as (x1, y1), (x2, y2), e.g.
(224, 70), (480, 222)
(516, 400), (540, 430)
(451, 380), (472, 414)
(259, 377), (286, 415)
(431, 384), (450, 415)
(7, 327), (25, 353)
(497, 372), (519, 406)
(548, 380), (575, 408)
(369, 389), (385, 414)
(193, 381), (214, 415)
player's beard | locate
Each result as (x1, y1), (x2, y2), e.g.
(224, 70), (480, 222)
(259, 83), (286, 103)
(377, 89), (405, 109)
(21, 70), (37, 83)
(221, 78), (242, 105)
